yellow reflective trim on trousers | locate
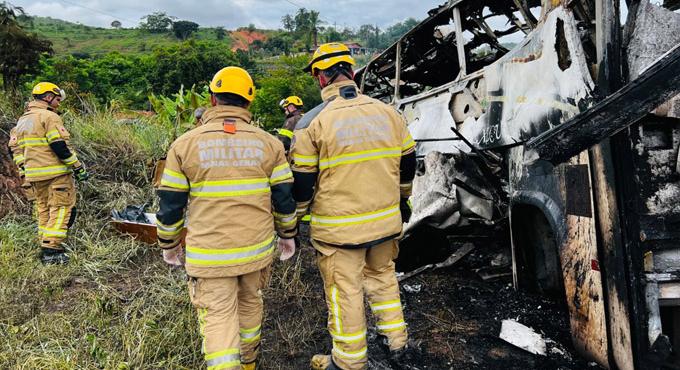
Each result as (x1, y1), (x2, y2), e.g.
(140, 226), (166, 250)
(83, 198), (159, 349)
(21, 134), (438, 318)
(377, 319), (407, 332)
(208, 363), (240, 370)
(318, 147), (401, 170)
(332, 346), (368, 360)
(40, 207), (68, 238)
(277, 128), (294, 139)
(186, 236), (275, 266)
(292, 153), (319, 166)
(331, 285), (343, 334)
(161, 168), (189, 190)
(40, 227), (67, 237)
(240, 324), (262, 343)
(198, 308), (208, 353)
(331, 329), (366, 344)
(301, 214), (311, 222)
(311, 204), (400, 228)
(205, 348), (240, 369)
(25, 165), (70, 178)
(370, 299), (402, 313)
(55, 207), (66, 230)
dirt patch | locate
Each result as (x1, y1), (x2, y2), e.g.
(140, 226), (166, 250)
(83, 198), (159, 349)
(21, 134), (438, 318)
(0, 129), (24, 219)
(230, 30), (268, 52)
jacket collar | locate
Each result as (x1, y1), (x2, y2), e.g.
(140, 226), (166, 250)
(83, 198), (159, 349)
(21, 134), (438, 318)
(202, 105), (253, 126)
(286, 109), (303, 119)
(27, 100), (53, 112)
(321, 80), (359, 102)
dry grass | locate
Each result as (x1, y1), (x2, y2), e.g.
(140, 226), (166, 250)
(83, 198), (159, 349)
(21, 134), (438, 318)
(0, 108), (329, 368)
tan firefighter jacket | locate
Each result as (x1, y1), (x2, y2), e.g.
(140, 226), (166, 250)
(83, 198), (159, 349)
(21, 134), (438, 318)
(276, 110), (304, 154)
(290, 80), (416, 246)
(11, 101), (82, 182)
(156, 105), (298, 278)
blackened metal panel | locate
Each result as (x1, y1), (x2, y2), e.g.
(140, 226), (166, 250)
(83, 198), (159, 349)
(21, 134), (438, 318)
(565, 164), (593, 217)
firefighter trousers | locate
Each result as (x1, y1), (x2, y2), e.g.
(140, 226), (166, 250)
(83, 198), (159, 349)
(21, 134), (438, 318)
(313, 239), (408, 370)
(188, 267), (271, 369)
(31, 174), (76, 251)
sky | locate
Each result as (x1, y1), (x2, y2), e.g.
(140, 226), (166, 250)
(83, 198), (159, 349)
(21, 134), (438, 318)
(10, 0), (446, 30)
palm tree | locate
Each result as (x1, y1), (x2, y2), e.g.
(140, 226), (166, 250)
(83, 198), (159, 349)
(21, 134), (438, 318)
(0, 2), (24, 27)
(308, 10), (323, 48)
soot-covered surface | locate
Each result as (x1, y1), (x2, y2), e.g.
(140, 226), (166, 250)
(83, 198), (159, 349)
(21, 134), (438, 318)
(262, 230), (601, 370)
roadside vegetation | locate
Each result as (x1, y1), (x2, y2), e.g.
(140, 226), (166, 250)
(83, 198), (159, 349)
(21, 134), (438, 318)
(0, 109), (329, 369)
(0, 2), (424, 368)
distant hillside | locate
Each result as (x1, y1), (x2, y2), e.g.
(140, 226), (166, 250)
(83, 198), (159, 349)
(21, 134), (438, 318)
(19, 16), (275, 56)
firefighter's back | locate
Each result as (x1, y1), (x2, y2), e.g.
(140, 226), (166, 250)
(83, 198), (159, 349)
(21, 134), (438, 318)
(164, 106), (285, 278)
(296, 81), (413, 245)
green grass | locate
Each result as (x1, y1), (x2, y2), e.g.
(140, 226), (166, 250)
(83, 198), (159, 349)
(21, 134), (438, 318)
(21, 17), (235, 56)
(0, 108), (329, 369)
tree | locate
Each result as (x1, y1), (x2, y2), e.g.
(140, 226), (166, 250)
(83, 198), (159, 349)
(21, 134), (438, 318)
(139, 12), (175, 33)
(215, 26), (226, 40)
(307, 10), (322, 48)
(147, 41), (247, 96)
(281, 14), (294, 33)
(172, 20), (198, 40)
(250, 55), (321, 131)
(111, 20), (122, 29)
(0, 2), (53, 92)
(290, 8), (324, 50)
(263, 34), (291, 55)
(322, 27), (343, 43)
(358, 24), (382, 49)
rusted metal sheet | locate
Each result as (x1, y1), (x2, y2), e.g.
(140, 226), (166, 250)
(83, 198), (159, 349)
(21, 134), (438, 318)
(558, 152), (609, 366)
(111, 219), (187, 246)
(590, 142), (635, 370)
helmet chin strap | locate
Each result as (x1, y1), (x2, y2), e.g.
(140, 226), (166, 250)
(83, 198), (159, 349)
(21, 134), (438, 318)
(319, 66), (353, 88)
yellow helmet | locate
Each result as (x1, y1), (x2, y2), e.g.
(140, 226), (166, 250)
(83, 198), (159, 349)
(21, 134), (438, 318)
(32, 82), (66, 100)
(279, 96), (304, 109)
(209, 67), (256, 102)
(303, 43), (356, 74)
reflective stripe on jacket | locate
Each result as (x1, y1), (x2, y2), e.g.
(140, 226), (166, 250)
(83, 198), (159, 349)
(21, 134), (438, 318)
(13, 101), (81, 182)
(291, 80), (415, 246)
(156, 105), (297, 278)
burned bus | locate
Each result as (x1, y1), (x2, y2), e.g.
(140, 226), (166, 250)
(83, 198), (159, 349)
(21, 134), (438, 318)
(356, 0), (680, 368)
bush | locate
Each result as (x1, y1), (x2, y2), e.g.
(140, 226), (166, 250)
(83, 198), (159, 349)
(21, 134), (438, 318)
(33, 41), (253, 110)
(250, 55), (320, 131)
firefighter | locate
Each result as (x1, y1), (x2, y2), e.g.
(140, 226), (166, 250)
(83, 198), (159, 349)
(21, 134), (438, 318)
(10, 82), (89, 265)
(155, 66), (298, 370)
(8, 126), (36, 203)
(276, 96), (305, 154)
(291, 43), (417, 370)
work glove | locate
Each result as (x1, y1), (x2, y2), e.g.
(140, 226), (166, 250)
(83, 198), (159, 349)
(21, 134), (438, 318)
(163, 245), (184, 267)
(277, 237), (296, 261)
(73, 166), (90, 182)
(400, 197), (412, 223)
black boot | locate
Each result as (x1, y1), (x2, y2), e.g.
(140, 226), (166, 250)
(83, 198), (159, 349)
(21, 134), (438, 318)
(389, 345), (421, 370)
(40, 248), (69, 265)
